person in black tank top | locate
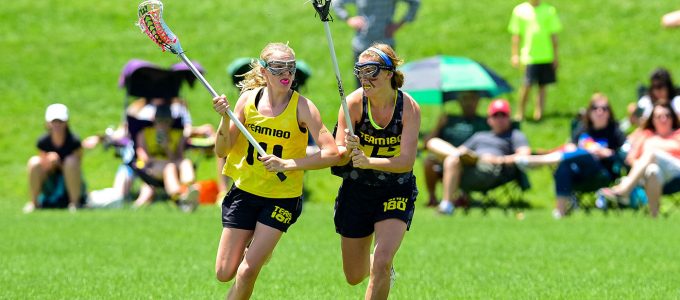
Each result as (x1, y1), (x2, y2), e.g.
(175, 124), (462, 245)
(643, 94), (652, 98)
(333, 43), (421, 299)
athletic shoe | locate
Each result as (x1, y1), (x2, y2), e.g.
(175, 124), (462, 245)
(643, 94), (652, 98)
(595, 193), (607, 209)
(178, 185), (199, 213)
(390, 265), (396, 289)
(438, 200), (454, 215)
(552, 209), (563, 220)
(596, 187), (629, 206)
(22, 202), (35, 214)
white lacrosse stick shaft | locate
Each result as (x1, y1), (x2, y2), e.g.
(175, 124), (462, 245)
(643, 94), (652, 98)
(321, 22), (354, 135)
(177, 54), (262, 157)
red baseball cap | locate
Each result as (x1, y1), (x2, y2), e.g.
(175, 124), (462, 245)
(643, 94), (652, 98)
(487, 99), (511, 116)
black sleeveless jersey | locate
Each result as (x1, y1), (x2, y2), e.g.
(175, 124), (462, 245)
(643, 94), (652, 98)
(331, 90), (414, 186)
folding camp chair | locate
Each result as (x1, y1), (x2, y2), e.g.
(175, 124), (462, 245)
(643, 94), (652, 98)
(118, 59), (205, 204)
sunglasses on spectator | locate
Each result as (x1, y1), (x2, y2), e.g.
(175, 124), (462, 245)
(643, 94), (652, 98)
(651, 84), (666, 90)
(653, 113), (672, 120)
(491, 112), (509, 118)
(262, 60), (296, 76)
(590, 105), (610, 112)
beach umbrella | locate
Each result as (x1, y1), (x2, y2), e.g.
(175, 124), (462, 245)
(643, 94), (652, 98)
(400, 56), (512, 104)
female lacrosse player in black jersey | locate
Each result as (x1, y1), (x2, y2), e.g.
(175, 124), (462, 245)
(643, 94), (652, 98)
(212, 42), (339, 299)
(333, 43), (421, 299)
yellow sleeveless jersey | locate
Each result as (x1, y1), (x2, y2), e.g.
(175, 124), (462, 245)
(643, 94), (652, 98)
(223, 88), (308, 198)
(142, 128), (183, 159)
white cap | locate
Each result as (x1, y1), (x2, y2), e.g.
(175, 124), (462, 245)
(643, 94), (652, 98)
(45, 103), (69, 122)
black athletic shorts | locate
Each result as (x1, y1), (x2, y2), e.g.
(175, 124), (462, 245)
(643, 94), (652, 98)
(221, 186), (302, 233)
(334, 178), (417, 238)
(524, 63), (556, 86)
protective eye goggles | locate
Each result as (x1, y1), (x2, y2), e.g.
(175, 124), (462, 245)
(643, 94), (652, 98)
(353, 62), (393, 79)
(261, 59), (296, 76)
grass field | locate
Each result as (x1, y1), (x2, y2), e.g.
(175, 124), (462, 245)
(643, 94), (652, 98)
(2, 0), (680, 298)
(2, 204), (680, 299)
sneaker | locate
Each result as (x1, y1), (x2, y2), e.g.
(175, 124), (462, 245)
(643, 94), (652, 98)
(389, 265), (396, 288)
(595, 193), (607, 209)
(22, 202), (35, 214)
(438, 200), (454, 215)
(178, 185), (199, 213)
(552, 209), (563, 220)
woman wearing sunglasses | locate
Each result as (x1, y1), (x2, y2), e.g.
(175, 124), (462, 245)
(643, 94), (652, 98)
(332, 43), (421, 299)
(514, 93), (626, 218)
(599, 103), (680, 218)
(212, 42), (339, 299)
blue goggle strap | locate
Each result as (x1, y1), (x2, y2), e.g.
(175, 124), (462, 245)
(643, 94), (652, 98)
(366, 47), (394, 69)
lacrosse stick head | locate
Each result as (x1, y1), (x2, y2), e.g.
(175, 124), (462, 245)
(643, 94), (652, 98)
(312, 0), (333, 22)
(137, 0), (184, 54)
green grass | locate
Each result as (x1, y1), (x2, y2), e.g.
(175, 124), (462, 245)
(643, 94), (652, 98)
(2, 204), (679, 299)
(2, 0), (680, 298)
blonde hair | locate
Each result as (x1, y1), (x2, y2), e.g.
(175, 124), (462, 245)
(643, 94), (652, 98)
(237, 42), (296, 93)
(359, 43), (405, 89)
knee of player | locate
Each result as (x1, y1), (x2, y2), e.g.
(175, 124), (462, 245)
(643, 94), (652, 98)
(235, 262), (262, 282)
(344, 273), (366, 286)
(215, 267), (236, 283)
(370, 254), (393, 275)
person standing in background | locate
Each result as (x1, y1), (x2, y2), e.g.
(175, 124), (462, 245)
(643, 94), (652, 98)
(332, 0), (420, 88)
(508, 0), (562, 121)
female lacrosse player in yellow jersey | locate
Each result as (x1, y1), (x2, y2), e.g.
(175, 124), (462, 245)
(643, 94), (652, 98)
(212, 42), (339, 299)
(332, 43), (421, 299)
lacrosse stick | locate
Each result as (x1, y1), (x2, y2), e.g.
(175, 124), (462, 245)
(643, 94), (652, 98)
(137, 0), (286, 181)
(311, 0), (354, 135)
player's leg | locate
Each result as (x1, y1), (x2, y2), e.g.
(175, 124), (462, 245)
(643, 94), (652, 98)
(341, 235), (373, 285)
(227, 223), (283, 299)
(215, 227), (253, 282)
(365, 219), (407, 300)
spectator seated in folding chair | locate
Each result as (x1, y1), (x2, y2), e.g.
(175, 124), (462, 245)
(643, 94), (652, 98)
(437, 99), (531, 215)
(625, 68), (680, 129)
(24, 104), (87, 213)
(132, 104), (198, 211)
(423, 91), (490, 207)
(514, 93), (626, 218)
(82, 59), (207, 208)
(598, 103), (680, 218)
